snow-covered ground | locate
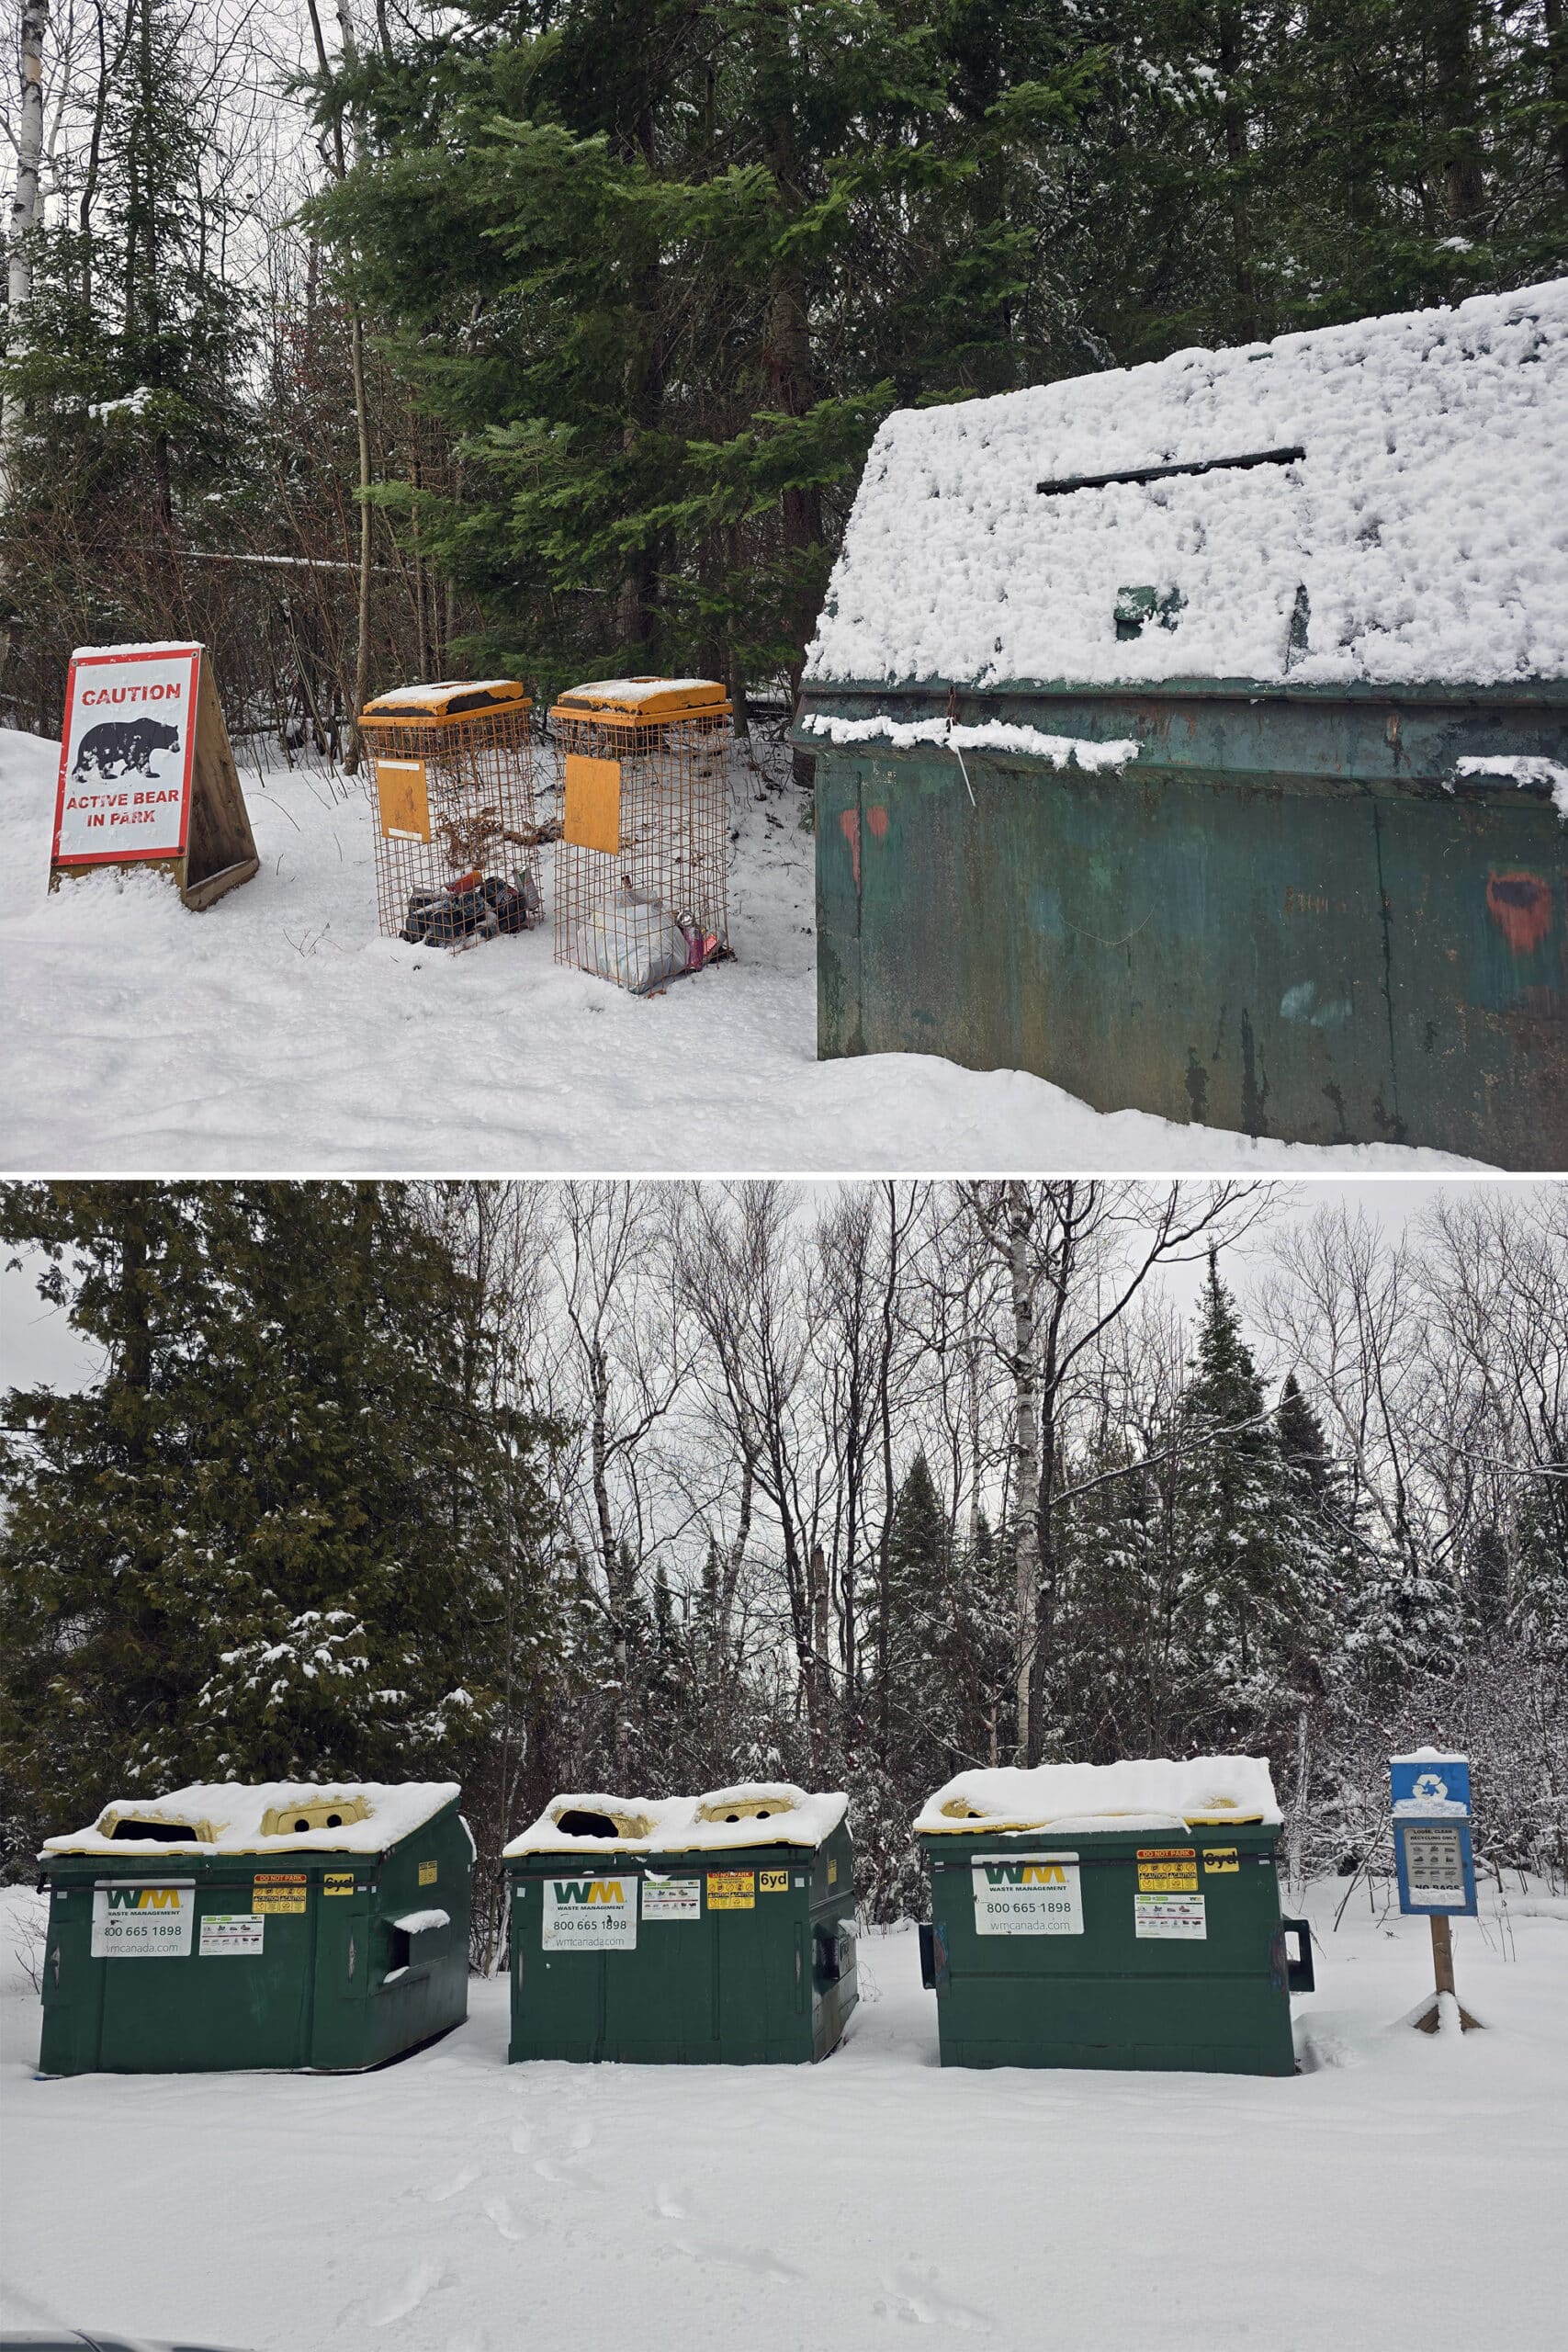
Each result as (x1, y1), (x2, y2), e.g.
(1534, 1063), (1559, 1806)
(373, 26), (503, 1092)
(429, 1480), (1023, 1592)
(0, 729), (1483, 1173)
(3, 1878), (1563, 2351)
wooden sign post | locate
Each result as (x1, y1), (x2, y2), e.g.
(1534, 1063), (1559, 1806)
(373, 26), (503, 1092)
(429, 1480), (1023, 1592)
(51, 641), (259, 910)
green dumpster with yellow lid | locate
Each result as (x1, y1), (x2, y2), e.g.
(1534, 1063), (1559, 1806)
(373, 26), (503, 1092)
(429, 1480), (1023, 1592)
(37, 1780), (472, 2075)
(504, 1783), (856, 2064)
(916, 1757), (1313, 2076)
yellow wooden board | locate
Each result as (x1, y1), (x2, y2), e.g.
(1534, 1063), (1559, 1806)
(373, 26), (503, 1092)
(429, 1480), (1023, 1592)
(564, 752), (622, 853)
(376, 757), (432, 842)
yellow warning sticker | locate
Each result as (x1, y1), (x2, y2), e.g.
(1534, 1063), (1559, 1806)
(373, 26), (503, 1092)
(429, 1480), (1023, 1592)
(1136, 1847), (1197, 1894)
(707, 1871), (755, 1911)
(759, 1870), (789, 1894)
(418, 1860), (438, 1887)
(323, 1873), (356, 1896)
(827, 1858), (839, 1886)
(1202, 1849), (1239, 1874)
(252, 1873), (308, 1916)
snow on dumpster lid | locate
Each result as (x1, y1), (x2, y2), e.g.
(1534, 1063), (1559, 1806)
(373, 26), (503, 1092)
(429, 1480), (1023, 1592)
(504, 1782), (848, 1857)
(549, 676), (730, 722)
(807, 278), (1568, 695)
(40, 1781), (461, 1859)
(915, 1758), (1280, 1836)
(359, 679), (531, 721)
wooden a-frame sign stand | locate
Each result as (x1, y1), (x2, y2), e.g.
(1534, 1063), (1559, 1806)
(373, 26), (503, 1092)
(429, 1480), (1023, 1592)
(51, 642), (259, 910)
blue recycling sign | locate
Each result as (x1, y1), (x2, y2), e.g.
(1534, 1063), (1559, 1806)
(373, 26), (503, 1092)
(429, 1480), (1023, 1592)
(1390, 1752), (1477, 1917)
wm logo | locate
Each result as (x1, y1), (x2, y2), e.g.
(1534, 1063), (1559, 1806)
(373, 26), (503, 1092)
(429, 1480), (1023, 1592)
(107, 1886), (181, 1911)
(558, 1880), (624, 1906)
(983, 1864), (1066, 1888)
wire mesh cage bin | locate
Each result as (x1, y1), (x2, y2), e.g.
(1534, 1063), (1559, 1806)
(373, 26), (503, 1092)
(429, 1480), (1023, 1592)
(550, 676), (732, 992)
(359, 678), (546, 949)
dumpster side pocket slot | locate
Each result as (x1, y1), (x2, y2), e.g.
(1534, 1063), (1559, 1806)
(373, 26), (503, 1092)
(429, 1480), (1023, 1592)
(1281, 1917), (1314, 1994)
(918, 1922), (949, 1990)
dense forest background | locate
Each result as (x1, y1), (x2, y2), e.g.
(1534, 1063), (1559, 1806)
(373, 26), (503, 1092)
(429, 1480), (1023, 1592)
(2, 1180), (1563, 1964)
(3, 1), (1566, 757)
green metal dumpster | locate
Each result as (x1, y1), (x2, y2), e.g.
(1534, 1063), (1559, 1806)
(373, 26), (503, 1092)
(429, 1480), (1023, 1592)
(37, 1780), (472, 2075)
(916, 1758), (1313, 2076)
(799, 282), (1568, 1168)
(504, 1783), (856, 2064)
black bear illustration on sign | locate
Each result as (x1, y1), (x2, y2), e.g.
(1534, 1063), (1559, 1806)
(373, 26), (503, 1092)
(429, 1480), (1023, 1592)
(73, 717), (181, 780)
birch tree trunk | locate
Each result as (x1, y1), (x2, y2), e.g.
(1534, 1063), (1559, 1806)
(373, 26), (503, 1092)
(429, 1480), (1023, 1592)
(1007, 1181), (1042, 1765)
(306, 0), (374, 765)
(1, 1), (50, 525)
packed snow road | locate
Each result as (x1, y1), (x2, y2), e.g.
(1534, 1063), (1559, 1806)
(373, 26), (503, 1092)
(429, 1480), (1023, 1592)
(2, 1883), (1563, 2351)
(0, 730), (1484, 1174)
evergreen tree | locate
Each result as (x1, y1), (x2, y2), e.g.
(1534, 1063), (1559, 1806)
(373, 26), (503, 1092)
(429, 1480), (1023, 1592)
(0, 1182), (561, 1849)
(1171, 1252), (1312, 1744)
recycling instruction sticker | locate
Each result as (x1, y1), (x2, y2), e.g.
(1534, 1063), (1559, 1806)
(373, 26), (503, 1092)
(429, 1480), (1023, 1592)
(642, 1875), (701, 1921)
(1134, 1892), (1207, 1939)
(199, 1913), (265, 1956)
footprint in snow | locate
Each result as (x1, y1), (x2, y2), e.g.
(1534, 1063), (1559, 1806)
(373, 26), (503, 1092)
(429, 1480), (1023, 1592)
(481, 2191), (526, 2243)
(874, 2270), (991, 2333)
(653, 2185), (690, 2220)
(671, 2238), (802, 2283)
(427, 2163), (482, 2202)
(367, 2259), (448, 2326)
(508, 2122), (533, 2154)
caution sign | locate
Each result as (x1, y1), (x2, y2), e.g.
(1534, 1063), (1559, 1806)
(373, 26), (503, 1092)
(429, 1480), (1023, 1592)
(199, 1914), (265, 1956)
(759, 1870), (790, 1894)
(51, 642), (258, 910)
(252, 1873), (308, 1916)
(971, 1855), (1084, 1936)
(542, 1876), (637, 1951)
(1137, 1847), (1198, 1894)
(90, 1883), (194, 1959)
(827, 1859), (839, 1886)
(707, 1871), (756, 1911)
(323, 1874), (356, 1897)
(1202, 1849), (1239, 1875)
(419, 1860), (438, 1887)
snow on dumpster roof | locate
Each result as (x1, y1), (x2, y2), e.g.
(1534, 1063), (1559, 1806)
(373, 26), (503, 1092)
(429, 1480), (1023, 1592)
(40, 1780), (460, 1859)
(807, 279), (1568, 695)
(504, 1782), (848, 1857)
(916, 1758), (1281, 1836)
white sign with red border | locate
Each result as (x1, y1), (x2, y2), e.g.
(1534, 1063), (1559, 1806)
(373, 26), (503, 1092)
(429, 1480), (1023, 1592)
(53, 644), (201, 867)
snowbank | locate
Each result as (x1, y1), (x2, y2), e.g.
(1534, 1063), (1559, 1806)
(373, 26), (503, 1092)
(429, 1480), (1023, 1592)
(40, 1779), (459, 1859)
(506, 1782), (848, 1856)
(4, 1881), (1563, 2352)
(0, 727), (1486, 1170)
(917, 1757), (1281, 1835)
(809, 278), (1568, 692)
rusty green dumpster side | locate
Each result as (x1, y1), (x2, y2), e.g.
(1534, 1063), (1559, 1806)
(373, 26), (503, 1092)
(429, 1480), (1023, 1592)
(806, 683), (1566, 1168)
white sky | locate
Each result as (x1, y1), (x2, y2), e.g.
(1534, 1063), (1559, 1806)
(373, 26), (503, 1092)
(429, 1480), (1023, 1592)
(0, 1179), (1549, 1399)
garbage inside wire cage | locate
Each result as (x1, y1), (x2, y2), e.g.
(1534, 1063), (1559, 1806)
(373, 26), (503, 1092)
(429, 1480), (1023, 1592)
(358, 679), (550, 950)
(549, 677), (731, 993)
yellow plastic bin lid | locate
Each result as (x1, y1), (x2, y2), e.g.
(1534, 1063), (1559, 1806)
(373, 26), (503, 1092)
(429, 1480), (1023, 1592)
(549, 675), (730, 724)
(360, 678), (532, 724)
